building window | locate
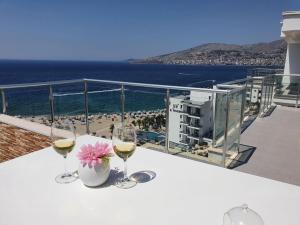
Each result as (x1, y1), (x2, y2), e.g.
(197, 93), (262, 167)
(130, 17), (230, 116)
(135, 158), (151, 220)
(180, 125), (182, 128)
(180, 115), (182, 118)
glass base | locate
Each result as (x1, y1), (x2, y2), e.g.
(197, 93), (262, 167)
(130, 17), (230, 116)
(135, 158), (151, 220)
(55, 172), (77, 184)
(114, 177), (137, 189)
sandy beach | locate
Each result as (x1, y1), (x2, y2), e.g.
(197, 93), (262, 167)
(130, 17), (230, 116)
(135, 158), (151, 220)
(22, 109), (166, 139)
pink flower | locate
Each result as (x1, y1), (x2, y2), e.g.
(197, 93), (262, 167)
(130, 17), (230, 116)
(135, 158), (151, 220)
(77, 142), (112, 167)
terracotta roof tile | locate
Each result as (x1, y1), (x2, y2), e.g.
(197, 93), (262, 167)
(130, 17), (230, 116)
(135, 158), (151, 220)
(0, 122), (51, 163)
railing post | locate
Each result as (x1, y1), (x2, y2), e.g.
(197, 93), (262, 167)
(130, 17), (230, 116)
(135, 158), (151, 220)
(212, 92), (216, 147)
(269, 75), (275, 106)
(296, 83), (299, 108)
(1, 89), (7, 114)
(237, 88), (246, 153)
(268, 75), (272, 109)
(84, 81), (90, 134)
(48, 85), (55, 123)
(263, 77), (268, 112)
(222, 92), (230, 168)
(165, 89), (170, 153)
(258, 78), (265, 117)
(120, 84), (125, 126)
(250, 77), (254, 103)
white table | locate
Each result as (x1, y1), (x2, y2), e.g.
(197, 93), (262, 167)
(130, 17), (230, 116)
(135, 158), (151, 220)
(0, 135), (299, 225)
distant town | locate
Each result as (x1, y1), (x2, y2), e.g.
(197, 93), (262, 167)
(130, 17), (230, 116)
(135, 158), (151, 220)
(131, 39), (286, 66)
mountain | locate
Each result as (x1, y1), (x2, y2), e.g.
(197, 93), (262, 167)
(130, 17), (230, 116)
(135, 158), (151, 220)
(132, 39), (286, 66)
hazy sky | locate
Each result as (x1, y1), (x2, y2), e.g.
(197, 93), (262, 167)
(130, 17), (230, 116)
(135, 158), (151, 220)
(0, 0), (299, 61)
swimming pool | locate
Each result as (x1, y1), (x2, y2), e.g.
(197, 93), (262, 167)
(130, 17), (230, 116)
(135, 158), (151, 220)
(137, 131), (165, 142)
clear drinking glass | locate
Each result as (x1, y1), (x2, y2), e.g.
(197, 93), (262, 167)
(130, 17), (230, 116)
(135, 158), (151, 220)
(112, 124), (137, 189)
(223, 204), (265, 225)
(51, 119), (77, 184)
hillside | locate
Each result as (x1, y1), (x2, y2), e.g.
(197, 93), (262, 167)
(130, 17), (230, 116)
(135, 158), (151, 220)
(132, 39), (286, 66)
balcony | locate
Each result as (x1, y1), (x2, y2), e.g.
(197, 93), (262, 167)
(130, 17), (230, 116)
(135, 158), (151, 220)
(0, 78), (248, 170)
(182, 108), (202, 117)
(0, 76), (299, 225)
(180, 117), (190, 125)
(188, 132), (200, 139)
(188, 121), (201, 128)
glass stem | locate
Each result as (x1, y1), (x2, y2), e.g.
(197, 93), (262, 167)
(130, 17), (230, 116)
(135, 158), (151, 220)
(123, 159), (128, 180)
(63, 155), (68, 175)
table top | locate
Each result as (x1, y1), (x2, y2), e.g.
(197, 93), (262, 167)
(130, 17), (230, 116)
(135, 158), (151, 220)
(0, 135), (299, 225)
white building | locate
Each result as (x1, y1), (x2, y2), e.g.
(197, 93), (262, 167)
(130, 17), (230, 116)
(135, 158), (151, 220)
(247, 76), (263, 104)
(168, 91), (213, 148)
(281, 11), (300, 77)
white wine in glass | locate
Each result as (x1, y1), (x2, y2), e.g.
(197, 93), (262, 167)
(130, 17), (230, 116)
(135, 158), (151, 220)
(113, 142), (136, 160)
(51, 119), (77, 184)
(112, 124), (137, 189)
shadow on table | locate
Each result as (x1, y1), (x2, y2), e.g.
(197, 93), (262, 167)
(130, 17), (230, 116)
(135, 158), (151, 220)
(228, 144), (256, 169)
(85, 169), (156, 189)
(130, 170), (156, 183)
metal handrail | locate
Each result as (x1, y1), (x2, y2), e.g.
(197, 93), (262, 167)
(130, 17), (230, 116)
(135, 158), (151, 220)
(218, 78), (249, 85)
(0, 79), (84, 90)
(0, 78), (231, 93)
(84, 78), (229, 93)
(275, 73), (300, 77)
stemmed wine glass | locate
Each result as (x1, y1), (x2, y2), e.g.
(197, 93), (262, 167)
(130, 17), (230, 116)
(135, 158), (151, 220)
(112, 123), (137, 189)
(51, 119), (77, 184)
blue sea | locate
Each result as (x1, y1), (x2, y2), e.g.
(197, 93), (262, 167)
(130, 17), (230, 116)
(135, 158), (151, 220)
(0, 60), (267, 116)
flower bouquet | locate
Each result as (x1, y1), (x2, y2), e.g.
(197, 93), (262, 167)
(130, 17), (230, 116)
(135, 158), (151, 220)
(77, 142), (113, 187)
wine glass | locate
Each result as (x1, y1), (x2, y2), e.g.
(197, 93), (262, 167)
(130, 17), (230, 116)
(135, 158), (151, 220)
(51, 119), (77, 184)
(112, 123), (137, 189)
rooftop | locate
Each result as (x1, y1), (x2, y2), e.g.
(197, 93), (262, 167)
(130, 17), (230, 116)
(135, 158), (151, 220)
(0, 122), (51, 163)
(231, 106), (300, 186)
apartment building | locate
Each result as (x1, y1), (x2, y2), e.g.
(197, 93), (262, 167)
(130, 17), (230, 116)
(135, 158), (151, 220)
(168, 91), (213, 147)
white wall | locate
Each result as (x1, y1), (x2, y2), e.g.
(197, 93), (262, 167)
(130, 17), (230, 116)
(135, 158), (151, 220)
(284, 43), (300, 74)
(190, 91), (212, 102)
(168, 97), (183, 144)
(281, 12), (300, 83)
(200, 101), (213, 136)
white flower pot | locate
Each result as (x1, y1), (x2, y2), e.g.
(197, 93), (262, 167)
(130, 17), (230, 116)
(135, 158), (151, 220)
(78, 160), (110, 187)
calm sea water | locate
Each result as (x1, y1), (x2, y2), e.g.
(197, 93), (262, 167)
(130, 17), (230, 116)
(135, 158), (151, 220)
(0, 60), (263, 116)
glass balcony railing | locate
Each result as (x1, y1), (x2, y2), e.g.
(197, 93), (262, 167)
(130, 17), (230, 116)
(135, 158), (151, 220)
(273, 75), (300, 108)
(216, 72), (300, 120)
(0, 78), (246, 168)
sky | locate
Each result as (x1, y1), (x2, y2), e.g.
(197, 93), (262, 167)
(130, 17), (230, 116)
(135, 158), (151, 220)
(0, 0), (299, 61)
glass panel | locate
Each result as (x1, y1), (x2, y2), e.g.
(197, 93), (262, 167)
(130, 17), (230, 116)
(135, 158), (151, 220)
(248, 77), (262, 116)
(225, 90), (243, 166)
(211, 92), (228, 165)
(124, 86), (166, 153)
(52, 83), (85, 133)
(244, 79), (251, 118)
(5, 87), (50, 119)
(260, 78), (267, 114)
(87, 82), (121, 138)
(274, 75), (300, 107)
(258, 75), (275, 115)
